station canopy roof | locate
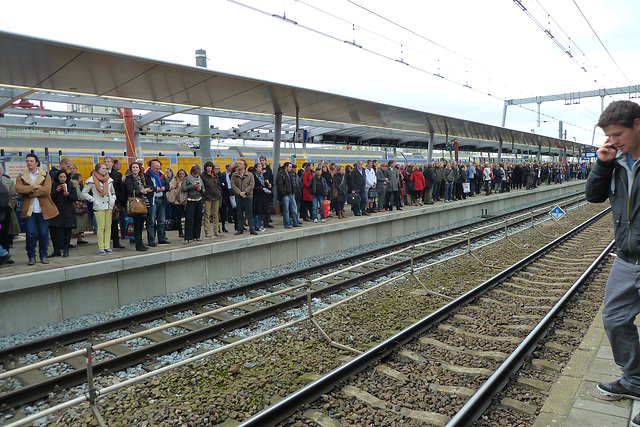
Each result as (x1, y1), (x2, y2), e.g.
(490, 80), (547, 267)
(0, 31), (592, 155)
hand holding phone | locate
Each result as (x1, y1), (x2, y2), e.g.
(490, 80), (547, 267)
(597, 137), (618, 162)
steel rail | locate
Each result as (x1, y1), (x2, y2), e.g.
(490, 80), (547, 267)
(446, 238), (615, 426)
(0, 193), (583, 361)
(235, 207), (611, 427)
(0, 194), (588, 409)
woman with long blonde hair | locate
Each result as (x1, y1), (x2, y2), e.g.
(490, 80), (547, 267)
(82, 163), (116, 254)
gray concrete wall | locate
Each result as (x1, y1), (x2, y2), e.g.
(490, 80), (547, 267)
(0, 181), (584, 335)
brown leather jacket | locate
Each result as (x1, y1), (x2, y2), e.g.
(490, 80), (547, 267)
(15, 168), (59, 220)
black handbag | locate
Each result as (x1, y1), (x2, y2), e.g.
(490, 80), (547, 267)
(347, 193), (361, 206)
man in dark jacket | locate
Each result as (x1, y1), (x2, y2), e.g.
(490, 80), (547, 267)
(351, 161), (368, 216)
(423, 165), (435, 204)
(276, 162), (301, 228)
(291, 164), (303, 220)
(259, 155), (274, 224)
(49, 158), (71, 182)
(586, 101), (640, 424)
(309, 166), (328, 223)
(219, 163), (234, 233)
(144, 158), (171, 246)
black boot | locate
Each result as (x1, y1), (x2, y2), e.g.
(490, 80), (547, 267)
(63, 234), (71, 257)
(49, 229), (61, 257)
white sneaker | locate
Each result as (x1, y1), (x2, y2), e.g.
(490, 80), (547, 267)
(321, 218), (325, 223)
(313, 218), (318, 223)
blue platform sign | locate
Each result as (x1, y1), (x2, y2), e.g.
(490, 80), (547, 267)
(550, 206), (566, 222)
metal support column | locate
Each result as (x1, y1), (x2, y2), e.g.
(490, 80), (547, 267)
(501, 100), (508, 127)
(558, 121), (563, 140)
(537, 144), (542, 162)
(121, 108), (139, 166)
(196, 49), (210, 165)
(273, 112), (282, 204)
(427, 132), (434, 164)
(497, 139), (503, 163)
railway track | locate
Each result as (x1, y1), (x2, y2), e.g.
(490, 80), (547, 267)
(0, 194), (587, 414)
(238, 207), (613, 426)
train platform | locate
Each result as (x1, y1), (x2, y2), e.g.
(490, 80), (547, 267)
(533, 302), (640, 427)
(0, 181), (585, 335)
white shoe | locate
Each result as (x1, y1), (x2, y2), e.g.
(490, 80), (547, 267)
(313, 218), (318, 223)
(321, 218), (325, 223)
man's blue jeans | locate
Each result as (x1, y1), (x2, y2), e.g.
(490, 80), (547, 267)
(444, 182), (453, 201)
(353, 189), (367, 214)
(236, 196), (255, 232)
(147, 201), (167, 244)
(312, 196), (325, 221)
(24, 212), (49, 260)
(282, 195), (300, 227)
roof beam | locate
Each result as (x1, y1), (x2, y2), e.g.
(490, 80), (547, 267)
(506, 84), (640, 106)
(0, 88), (37, 111)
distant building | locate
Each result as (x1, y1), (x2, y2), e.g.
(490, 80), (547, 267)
(67, 104), (119, 115)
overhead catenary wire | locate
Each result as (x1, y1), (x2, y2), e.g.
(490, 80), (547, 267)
(529, 0), (625, 96)
(344, 0), (482, 67)
(512, 0), (585, 70)
(571, 0), (639, 93)
(228, 0), (595, 135)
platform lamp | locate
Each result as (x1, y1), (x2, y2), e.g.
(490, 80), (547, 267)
(177, 153), (180, 157)
(193, 151), (197, 157)
(159, 152), (162, 157)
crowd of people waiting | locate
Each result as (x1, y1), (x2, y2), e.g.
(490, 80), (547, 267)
(0, 153), (590, 267)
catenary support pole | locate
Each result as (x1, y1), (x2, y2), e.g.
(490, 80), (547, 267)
(196, 49), (211, 165)
(427, 131), (434, 165)
(273, 112), (282, 204)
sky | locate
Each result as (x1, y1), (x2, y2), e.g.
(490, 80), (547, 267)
(2, 0), (639, 147)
